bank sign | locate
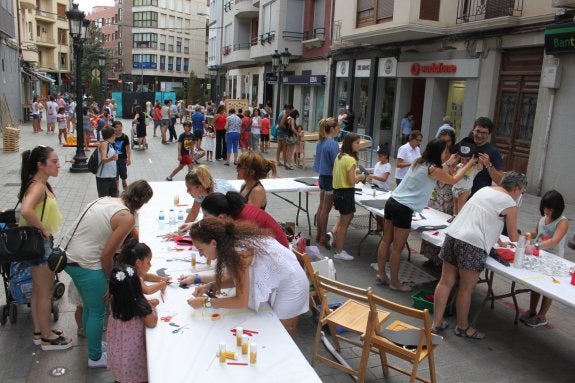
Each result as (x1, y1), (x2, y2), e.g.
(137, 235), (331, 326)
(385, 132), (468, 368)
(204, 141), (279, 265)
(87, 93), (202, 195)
(545, 24), (575, 55)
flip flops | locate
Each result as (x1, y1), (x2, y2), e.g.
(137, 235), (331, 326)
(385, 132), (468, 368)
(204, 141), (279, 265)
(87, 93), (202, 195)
(375, 276), (389, 286)
(454, 326), (485, 340)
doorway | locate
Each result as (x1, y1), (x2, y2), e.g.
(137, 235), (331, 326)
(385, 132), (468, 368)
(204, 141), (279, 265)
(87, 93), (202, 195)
(410, 78), (426, 131)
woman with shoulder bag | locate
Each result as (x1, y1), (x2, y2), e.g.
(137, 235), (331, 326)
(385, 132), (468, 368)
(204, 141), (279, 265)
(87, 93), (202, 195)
(19, 146), (73, 350)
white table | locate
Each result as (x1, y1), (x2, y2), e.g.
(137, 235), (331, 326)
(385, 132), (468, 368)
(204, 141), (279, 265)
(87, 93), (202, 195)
(421, 228), (575, 322)
(139, 183), (322, 383)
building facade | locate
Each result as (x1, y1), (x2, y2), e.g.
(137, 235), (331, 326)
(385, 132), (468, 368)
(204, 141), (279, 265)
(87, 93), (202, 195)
(1, 0), (21, 122)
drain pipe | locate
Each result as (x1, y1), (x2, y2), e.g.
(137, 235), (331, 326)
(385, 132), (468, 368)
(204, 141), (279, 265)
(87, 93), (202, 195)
(537, 89), (554, 196)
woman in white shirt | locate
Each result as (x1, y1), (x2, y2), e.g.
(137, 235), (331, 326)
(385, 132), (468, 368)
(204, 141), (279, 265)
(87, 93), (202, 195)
(250, 108), (261, 151)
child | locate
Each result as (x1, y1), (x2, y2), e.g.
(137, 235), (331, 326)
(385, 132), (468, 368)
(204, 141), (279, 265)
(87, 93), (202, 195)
(116, 239), (171, 303)
(450, 142), (482, 219)
(520, 190), (569, 328)
(113, 121), (131, 190)
(294, 125), (305, 168)
(204, 125), (215, 162)
(260, 113), (271, 153)
(107, 263), (158, 383)
(327, 133), (366, 260)
(56, 107), (68, 145)
(166, 121), (195, 181)
(367, 146), (391, 191)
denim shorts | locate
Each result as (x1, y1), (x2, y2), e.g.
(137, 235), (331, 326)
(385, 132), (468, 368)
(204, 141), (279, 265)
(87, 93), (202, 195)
(28, 238), (52, 267)
(318, 175), (333, 194)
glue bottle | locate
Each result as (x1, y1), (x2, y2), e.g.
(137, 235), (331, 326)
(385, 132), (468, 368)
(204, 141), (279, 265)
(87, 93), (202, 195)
(219, 342), (226, 364)
(513, 235), (526, 268)
(250, 343), (257, 365)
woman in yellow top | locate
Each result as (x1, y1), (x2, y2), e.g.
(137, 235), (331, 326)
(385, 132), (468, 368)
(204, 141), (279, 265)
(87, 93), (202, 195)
(18, 145), (72, 350)
(327, 133), (366, 260)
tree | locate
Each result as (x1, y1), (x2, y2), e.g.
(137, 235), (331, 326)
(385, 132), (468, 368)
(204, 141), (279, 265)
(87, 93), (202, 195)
(77, 22), (110, 100)
(187, 71), (206, 105)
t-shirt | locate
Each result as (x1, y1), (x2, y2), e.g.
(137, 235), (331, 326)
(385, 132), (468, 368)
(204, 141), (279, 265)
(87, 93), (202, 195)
(214, 115), (227, 131)
(178, 132), (195, 156)
(260, 117), (271, 135)
(395, 142), (421, 180)
(161, 105), (170, 119)
(332, 154), (356, 189)
(391, 164), (437, 213)
(46, 101), (57, 116)
(453, 163), (480, 192)
(470, 142), (502, 196)
(114, 134), (130, 160)
(191, 112), (205, 134)
(56, 113), (67, 130)
(314, 138), (339, 176)
(237, 204), (289, 248)
(226, 114), (241, 133)
(372, 161), (391, 191)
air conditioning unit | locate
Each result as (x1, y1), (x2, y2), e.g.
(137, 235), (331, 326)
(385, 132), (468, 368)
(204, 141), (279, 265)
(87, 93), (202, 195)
(552, 0), (575, 8)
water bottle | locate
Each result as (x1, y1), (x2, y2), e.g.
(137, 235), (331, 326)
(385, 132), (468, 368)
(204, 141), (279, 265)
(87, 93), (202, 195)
(169, 209), (176, 225)
(177, 209), (184, 222)
(514, 235), (526, 268)
(158, 210), (165, 223)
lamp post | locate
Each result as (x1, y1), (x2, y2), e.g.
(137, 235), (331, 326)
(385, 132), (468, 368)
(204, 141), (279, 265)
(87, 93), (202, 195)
(271, 48), (291, 126)
(66, 3), (90, 173)
(98, 54), (106, 107)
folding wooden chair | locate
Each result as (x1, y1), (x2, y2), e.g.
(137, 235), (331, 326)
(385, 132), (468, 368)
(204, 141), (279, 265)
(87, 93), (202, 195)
(311, 273), (390, 383)
(292, 249), (322, 315)
(364, 291), (439, 383)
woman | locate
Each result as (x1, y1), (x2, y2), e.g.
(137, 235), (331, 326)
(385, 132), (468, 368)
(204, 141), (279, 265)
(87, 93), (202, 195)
(214, 105), (227, 161)
(432, 172), (525, 339)
(19, 146), (72, 350)
(224, 108), (242, 165)
(240, 109), (252, 152)
(236, 151), (277, 209)
(313, 117), (340, 247)
(152, 101), (162, 137)
(96, 126), (119, 198)
(31, 96), (43, 133)
(184, 217), (309, 335)
(327, 133), (366, 261)
(250, 108), (261, 152)
(377, 139), (476, 291)
(180, 165), (234, 224)
(132, 105), (147, 150)
(200, 191), (289, 247)
(428, 129), (457, 215)
(64, 180), (154, 368)
(284, 109), (300, 170)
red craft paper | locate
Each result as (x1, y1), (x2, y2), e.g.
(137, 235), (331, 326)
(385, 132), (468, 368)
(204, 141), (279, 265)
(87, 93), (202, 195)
(496, 248), (515, 262)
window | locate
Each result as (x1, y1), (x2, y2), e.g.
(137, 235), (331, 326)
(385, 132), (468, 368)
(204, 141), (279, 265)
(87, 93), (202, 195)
(134, 0), (158, 5)
(313, 0), (325, 31)
(57, 3), (66, 19)
(58, 28), (67, 45)
(160, 55), (166, 70)
(168, 56), (174, 71)
(356, 0), (393, 27)
(176, 38), (182, 53)
(261, 1), (277, 34)
(183, 58), (189, 71)
(176, 57), (181, 71)
(133, 33), (158, 48)
(133, 11), (158, 28)
(59, 53), (67, 70)
(419, 0), (440, 21)
(133, 54), (157, 68)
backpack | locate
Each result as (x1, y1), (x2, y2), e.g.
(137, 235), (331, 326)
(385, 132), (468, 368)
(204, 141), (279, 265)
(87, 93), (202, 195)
(87, 148), (101, 174)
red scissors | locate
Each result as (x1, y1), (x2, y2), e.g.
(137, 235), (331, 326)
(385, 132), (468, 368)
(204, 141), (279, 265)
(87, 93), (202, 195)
(160, 314), (177, 322)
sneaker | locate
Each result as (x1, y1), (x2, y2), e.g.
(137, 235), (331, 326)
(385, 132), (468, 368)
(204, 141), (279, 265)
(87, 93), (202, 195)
(525, 316), (548, 328)
(40, 335), (73, 351)
(101, 341), (107, 352)
(334, 250), (354, 261)
(325, 232), (335, 250)
(519, 311), (536, 323)
(88, 352), (107, 368)
(166, 176), (173, 181)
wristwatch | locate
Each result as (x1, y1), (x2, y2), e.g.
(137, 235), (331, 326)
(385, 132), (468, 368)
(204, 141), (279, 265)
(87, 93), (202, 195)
(204, 297), (212, 308)
(487, 164), (494, 170)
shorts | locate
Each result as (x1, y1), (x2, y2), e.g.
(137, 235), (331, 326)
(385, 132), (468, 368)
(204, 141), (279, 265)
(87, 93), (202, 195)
(180, 154), (193, 165)
(32, 114), (40, 120)
(318, 174), (333, 194)
(452, 186), (469, 199)
(47, 115), (57, 124)
(116, 158), (128, 180)
(261, 134), (269, 142)
(383, 197), (413, 229)
(193, 130), (203, 140)
(439, 234), (487, 272)
(333, 188), (355, 215)
(28, 238), (51, 267)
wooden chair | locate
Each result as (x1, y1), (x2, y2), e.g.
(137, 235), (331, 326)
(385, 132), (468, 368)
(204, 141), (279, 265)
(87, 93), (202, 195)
(292, 249), (322, 315)
(363, 291), (439, 383)
(311, 273), (390, 383)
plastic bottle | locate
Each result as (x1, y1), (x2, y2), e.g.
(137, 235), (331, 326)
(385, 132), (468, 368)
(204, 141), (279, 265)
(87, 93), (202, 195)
(250, 343), (257, 365)
(514, 235), (526, 268)
(177, 209), (184, 222)
(169, 209), (176, 225)
(219, 342), (226, 364)
(525, 233), (533, 255)
(158, 210), (165, 224)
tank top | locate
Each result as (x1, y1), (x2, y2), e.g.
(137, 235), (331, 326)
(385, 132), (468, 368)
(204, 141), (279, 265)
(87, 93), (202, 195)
(536, 215), (567, 258)
(19, 193), (63, 235)
(391, 164), (437, 212)
(240, 181), (266, 210)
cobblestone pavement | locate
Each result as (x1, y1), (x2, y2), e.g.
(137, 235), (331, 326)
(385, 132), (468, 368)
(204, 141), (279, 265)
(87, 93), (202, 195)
(0, 120), (574, 382)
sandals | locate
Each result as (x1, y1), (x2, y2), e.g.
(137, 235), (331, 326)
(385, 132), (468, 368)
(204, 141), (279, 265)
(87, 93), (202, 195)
(431, 321), (449, 334)
(454, 326), (485, 340)
(40, 335), (73, 351)
(375, 276), (389, 286)
(389, 283), (413, 292)
(33, 329), (63, 346)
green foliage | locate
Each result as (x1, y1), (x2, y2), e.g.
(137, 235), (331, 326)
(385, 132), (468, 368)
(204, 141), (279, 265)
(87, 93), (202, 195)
(187, 71), (206, 105)
(89, 77), (102, 104)
(79, 22), (111, 98)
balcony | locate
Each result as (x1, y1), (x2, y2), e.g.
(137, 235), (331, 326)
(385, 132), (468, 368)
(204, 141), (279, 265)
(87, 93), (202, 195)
(222, 42), (252, 65)
(20, 0), (35, 10)
(36, 36), (57, 48)
(35, 10), (56, 23)
(252, 0), (260, 7)
(233, 0), (259, 19)
(455, 0), (524, 32)
(302, 28), (325, 48)
(22, 47), (39, 64)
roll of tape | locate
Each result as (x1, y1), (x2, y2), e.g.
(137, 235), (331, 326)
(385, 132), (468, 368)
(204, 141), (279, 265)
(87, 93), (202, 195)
(211, 313), (221, 321)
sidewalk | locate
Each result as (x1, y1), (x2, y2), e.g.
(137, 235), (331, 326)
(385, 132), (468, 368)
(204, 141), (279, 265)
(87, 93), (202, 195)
(0, 120), (574, 382)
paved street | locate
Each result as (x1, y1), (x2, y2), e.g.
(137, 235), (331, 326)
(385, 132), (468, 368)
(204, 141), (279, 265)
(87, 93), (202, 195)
(0, 120), (574, 382)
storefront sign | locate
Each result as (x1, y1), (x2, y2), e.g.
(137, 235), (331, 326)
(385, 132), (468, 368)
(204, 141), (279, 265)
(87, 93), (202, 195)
(378, 57), (397, 77)
(545, 24), (575, 55)
(398, 59), (480, 78)
(355, 59), (371, 77)
(336, 61), (349, 77)
(282, 75), (326, 85)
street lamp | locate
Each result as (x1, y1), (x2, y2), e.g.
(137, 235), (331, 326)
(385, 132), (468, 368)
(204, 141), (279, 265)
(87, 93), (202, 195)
(98, 54), (106, 107)
(66, 3), (90, 173)
(272, 48), (291, 126)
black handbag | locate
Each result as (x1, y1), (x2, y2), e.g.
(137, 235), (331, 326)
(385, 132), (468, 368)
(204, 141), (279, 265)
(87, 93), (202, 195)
(0, 194), (46, 263)
(0, 201), (20, 228)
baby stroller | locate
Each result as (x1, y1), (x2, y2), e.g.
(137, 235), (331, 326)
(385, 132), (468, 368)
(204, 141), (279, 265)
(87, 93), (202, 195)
(131, 122), (138, 150)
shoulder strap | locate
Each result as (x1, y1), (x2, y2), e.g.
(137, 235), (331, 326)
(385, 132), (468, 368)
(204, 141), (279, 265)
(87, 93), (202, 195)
(40, 192), (47, 222)
(60, 198), (104, 250)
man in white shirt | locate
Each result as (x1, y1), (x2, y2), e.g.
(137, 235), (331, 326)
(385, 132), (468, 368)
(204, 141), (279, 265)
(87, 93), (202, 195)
(395, 130), (422, 186)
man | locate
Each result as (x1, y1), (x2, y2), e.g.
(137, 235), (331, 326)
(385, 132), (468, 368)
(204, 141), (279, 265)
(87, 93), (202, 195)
(191, 106), (207, 153)
(113, 120), (131, 190)
(395, 130), (422, 186)
(435, 115), (455, 138)
(400, 112), (414, 144)
(468, 117), (503, 196)
(169, 100), (179, 142)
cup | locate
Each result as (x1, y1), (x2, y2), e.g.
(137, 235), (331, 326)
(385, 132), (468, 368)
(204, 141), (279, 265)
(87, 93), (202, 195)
(174, 194), (180, 205)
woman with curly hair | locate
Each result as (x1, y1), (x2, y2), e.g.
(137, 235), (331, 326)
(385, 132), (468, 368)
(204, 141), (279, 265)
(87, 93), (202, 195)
(183, 217), (308, 335)
(236, 151), (277, 209)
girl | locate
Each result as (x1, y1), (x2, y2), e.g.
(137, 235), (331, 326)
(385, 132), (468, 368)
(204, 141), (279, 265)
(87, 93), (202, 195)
(31, 96), (43, 133)
(327, 133), (366, 261)
(367, 146), (391, 191)
(166, 121), (195, 181)
(294, 125), (305, 168)
(183, 217), (308, 335)
(313, 117), (340, 248)
(107, 263), (158, 383)
(250, 108), (261, 152)
(204, 125), (216, 162)
(520, 190), (569, 328)
(260, 113), (271, 153)
(116, 239), (171, 301)
(56, 107), (68, 145)
(236, 151), (277, 210)
(132, 105), (147, 150)
(19, 146), (72, 350)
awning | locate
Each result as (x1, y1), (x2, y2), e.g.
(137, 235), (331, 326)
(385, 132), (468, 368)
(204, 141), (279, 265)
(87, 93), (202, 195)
(21, 68), (55, 83)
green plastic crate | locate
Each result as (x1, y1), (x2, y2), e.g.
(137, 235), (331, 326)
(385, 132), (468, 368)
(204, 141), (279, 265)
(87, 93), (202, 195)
(411, 289), (454, 316)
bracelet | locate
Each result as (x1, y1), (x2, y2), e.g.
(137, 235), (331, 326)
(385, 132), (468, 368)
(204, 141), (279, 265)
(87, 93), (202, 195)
(193, 274), (201, 284)
(487, 164), (494, 170)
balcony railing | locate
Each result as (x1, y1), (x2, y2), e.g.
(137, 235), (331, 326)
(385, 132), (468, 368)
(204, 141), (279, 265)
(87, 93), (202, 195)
(303, 27), (325, 40)
(259, 31), (275, 45)
(457, 0), (523, 24)
(233, 42), (251, 51)
(36, 10), (56, 21)
(283, 31), (304, 41)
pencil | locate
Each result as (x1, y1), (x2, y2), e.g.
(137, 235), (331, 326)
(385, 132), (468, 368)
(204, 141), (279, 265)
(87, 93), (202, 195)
(227, 362), (248, 366)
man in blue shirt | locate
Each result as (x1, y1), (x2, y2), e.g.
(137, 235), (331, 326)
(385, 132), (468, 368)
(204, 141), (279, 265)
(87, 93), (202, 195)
(467, 117), (503, 196)
(191, 106), (207, 153)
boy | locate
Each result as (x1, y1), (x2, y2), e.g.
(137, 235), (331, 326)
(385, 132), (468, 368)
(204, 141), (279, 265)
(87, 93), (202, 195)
(450, 142), (483, 220)
(166, 121), (195, 181)
(113, 121), (131, 190)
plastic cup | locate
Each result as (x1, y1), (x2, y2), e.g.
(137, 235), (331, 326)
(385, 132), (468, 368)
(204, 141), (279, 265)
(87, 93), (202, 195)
(174, 194), (180, 205)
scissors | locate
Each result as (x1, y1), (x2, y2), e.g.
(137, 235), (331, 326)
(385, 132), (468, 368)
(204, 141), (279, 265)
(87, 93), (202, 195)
(172, 325), (189, 334)
(160, 314), (177, 322)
